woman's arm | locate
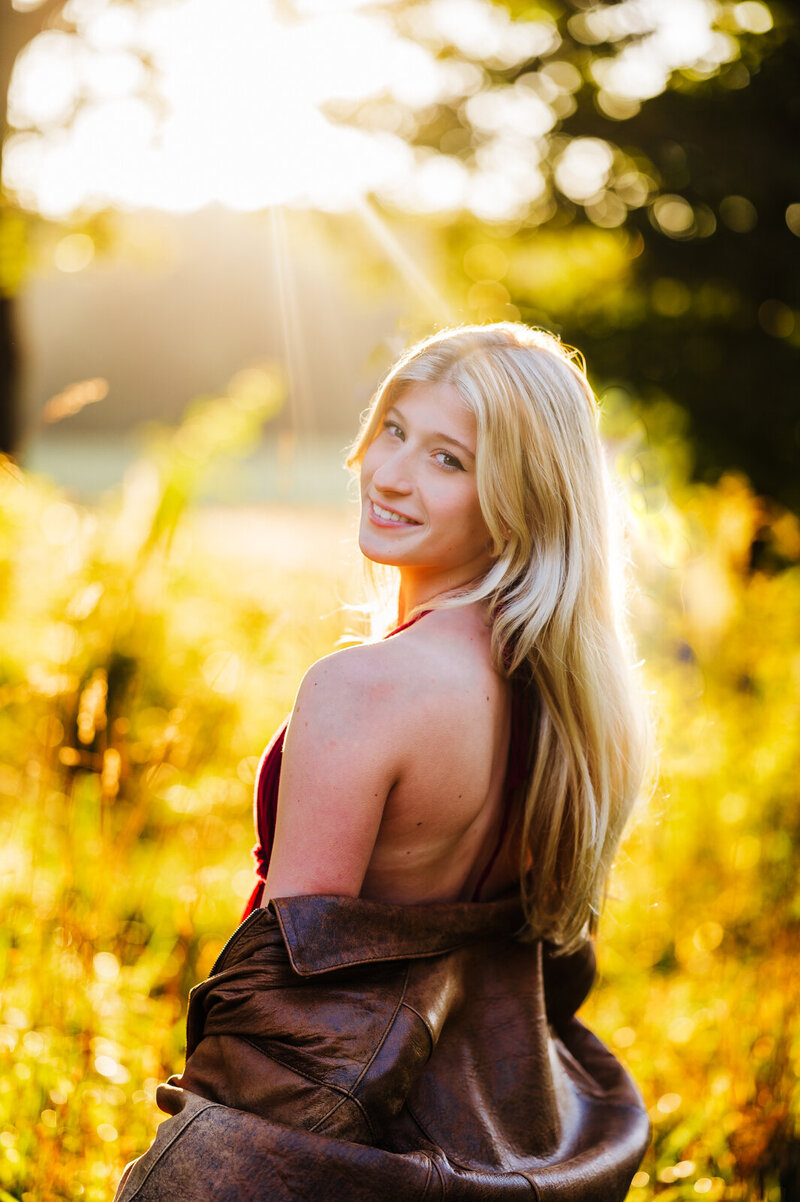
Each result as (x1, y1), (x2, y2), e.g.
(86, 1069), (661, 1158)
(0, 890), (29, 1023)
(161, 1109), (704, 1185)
(261, 645), (404, 903)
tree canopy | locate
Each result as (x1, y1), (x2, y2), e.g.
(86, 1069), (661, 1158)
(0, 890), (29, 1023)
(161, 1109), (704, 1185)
(2, 0), (797, 507)
(335, 0), (799, 508)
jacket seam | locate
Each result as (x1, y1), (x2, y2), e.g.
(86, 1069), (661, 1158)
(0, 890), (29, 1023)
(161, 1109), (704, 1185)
(423, 1152), (444, 1201)
(351, 962), (411, 1092)
(306, 1085), (377, 1142)
(404, 1103), (442, 1156)
(309, 964), (411, 1139)
(400, 999), (435, 1053)
(403, 1103), (536, 1192)
(122, 1100), (217, 1197)
(231, 1034), (379, 1139)
(234, 1034), (365, 1101)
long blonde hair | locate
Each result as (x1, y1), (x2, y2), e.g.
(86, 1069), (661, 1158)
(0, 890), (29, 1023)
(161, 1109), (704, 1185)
(346, 322), (652, 951)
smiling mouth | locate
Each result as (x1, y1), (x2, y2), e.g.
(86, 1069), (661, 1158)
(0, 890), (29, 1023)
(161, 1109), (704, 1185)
(369, 500), (421, 525)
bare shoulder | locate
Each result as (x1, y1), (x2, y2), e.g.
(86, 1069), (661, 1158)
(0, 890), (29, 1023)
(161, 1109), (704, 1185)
(287, 605), (502, 774)
(293, 604), (497, 738)
(293, 637), (406, 729)
(381, 604), (499, 696)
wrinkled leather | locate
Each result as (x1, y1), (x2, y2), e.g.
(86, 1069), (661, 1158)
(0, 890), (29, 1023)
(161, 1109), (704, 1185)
(114, 892), (649, 1200)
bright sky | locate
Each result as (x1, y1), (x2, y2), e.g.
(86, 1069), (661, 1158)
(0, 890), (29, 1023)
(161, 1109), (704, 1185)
(4, 0), (770, 221)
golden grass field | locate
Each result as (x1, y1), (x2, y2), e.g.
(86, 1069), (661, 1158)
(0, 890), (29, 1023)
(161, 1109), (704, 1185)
(0, 396), (798, 1200)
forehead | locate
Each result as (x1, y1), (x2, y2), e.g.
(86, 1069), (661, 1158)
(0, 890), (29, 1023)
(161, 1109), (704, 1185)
(389, 380), (476, 441)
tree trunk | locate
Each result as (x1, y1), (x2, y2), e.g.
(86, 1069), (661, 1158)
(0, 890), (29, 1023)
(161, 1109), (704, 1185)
(0, 0), (67, 455)
(0, 294), (18, 456)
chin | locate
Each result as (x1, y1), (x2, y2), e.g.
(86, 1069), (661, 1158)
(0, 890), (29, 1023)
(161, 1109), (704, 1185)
(358, 526), (416, 568)
(358, 537), (401, 567)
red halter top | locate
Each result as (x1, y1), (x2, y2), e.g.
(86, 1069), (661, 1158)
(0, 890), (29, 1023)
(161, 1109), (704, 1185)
(241, 611), (532, 919)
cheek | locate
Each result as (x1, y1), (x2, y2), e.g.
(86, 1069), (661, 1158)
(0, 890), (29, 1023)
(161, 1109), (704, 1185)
(469, 505), (491, 546)
(439, 483), (488, 540)
(360, 440), (381, 487)
(458, 486), (491, 548)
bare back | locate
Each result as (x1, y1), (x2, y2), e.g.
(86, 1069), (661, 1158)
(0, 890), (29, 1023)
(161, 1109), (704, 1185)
(261, 602), (522, 908)
(360, 605), (519, 903)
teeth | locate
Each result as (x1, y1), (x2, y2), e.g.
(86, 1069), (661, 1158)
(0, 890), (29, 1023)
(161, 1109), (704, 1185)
(373, 502), (416, 524)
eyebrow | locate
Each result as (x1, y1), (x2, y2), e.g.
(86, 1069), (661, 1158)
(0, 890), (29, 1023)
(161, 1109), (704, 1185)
(386, 404), (475, 459)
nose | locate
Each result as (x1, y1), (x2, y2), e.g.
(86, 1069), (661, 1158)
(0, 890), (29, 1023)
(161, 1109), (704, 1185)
(371, 443), (414, 495)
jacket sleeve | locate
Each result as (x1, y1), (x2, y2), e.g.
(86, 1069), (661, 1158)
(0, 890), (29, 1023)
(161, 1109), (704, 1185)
(169, 906), (434, 1147)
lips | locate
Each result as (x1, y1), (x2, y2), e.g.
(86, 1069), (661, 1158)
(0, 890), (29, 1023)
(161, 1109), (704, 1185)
(368, 499), (421, 526)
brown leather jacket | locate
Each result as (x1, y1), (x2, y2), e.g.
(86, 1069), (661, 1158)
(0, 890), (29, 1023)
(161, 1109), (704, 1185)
(114, 892), (649, 1200)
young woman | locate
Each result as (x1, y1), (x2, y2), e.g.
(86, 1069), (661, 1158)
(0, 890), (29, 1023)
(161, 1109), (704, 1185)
(115, 323), (652, 1201)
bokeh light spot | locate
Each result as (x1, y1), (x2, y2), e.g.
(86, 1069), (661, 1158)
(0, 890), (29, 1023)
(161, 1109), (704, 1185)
(674, 1160), (697, 1178)
(54, 232), (95, 272)
(22, 1030), (44, 1056)
(719, 792), (747, 823)
(554, 137), (614, 202)
(758, 299), (795, 339)
(668, 1015), (695, 1043)
(93, 952), (120, 983)
(785, 204), (800, 236)
(693, 921), (724, 952)
(652, 195), (695, 238)
(585, 191), (627, 228)
(651, 277), (691, 316)
(719, 194), (757, 232)
(463, 244), (508, 282)
(656, 1091), (682, 1114)
(596, 91), (641, 120)
(733, 2), (773, 33)
(467, 280), (510, 312)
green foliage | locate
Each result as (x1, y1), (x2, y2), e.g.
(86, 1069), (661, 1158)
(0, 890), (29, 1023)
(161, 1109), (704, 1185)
(358, 0), (799, 508)
(0, 389), (798, 1198)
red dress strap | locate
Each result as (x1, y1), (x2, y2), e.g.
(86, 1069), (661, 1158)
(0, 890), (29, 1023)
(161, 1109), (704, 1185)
(383, 609), (432, 637)
(241, 719), (288, 917)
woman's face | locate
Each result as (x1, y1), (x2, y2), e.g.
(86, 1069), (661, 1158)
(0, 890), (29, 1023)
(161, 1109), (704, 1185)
(358, 380), (494, 591)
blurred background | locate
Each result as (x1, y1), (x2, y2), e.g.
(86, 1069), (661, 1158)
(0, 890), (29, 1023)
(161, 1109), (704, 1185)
(0, 0), (798, 1198)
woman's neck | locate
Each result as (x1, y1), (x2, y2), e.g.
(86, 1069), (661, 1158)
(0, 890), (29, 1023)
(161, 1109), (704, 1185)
(396, 561), (492, 626)
(395, 583), (491, 630)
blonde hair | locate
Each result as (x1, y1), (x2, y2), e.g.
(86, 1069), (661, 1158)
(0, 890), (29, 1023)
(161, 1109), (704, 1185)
(347, 322), (652, 952)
